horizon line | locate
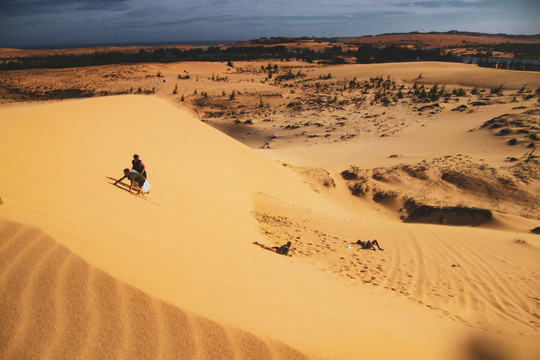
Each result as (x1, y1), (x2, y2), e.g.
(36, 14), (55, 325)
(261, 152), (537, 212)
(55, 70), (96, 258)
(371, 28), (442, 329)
(3, 30), (540, 51)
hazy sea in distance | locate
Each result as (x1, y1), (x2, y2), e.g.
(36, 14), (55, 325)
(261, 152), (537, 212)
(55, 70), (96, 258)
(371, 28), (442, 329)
(10, 40), (242, 50)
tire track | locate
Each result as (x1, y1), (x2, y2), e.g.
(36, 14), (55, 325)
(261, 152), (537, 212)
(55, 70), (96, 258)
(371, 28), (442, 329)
(402, 227), (428, 300)
(417, 227), (539, 332)
(381, 226), (403, 293)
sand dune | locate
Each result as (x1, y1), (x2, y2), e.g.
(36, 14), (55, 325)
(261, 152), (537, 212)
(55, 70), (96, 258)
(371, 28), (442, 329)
(0, 218), (312, 360)
(1, 94), (539, 359)
(306, 62), (540, 90)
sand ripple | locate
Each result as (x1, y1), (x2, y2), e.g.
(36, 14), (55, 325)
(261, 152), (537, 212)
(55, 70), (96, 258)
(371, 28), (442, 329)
(0, 219), (313, 360)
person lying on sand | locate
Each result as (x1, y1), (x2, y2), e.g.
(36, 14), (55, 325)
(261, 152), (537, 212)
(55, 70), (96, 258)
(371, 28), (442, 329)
(253, 241), (292, 256)
(352, 239), (383, 251)
(115, 168), (148, 195)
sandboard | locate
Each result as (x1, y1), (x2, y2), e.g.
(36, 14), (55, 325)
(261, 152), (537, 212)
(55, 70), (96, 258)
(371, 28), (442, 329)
(106, 176), (160, 206)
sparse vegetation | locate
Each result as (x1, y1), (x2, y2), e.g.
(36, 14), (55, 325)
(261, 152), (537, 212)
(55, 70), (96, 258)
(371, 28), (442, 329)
(524, 147), (537, 163)
(490, 84), (505, 96)
(452, 87), (467, 97)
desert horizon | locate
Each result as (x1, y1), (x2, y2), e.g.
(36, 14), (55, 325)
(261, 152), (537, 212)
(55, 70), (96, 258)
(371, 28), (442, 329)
(2, 26), (540, 360)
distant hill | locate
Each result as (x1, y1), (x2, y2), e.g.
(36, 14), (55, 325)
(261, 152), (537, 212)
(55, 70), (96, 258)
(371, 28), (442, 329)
(2, 31), (539, 71)
(335, 31), (540, 47)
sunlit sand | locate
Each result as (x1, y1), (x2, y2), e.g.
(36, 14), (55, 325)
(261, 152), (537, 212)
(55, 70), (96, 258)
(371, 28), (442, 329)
(1, 60), (539, 359)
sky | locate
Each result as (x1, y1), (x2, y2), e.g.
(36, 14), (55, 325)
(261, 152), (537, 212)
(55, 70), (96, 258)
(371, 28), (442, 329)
(1, 0), (539, 49)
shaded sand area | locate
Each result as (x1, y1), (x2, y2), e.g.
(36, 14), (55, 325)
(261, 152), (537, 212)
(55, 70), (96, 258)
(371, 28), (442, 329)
(1, 62), (540, 359)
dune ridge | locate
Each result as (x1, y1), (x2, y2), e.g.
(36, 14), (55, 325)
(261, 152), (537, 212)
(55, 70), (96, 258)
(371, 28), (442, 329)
(0, 218), (314, 360)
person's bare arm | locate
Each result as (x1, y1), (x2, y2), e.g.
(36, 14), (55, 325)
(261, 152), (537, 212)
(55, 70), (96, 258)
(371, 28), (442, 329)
(114, 175), (126, 185)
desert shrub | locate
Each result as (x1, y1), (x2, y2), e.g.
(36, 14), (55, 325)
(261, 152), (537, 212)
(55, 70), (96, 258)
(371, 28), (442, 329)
(452, 87), (467, 97)
(341, 170), (358, 180)
(373, 190), (398, 203)
(349, 165), (360, 174)
(349, 182), (368, 196)
(319, 73), (332, 80)
(428, 83), (440, 101)
(277, 69), (295, 80)
(490, 84), (505, 96)
(372, 171), (385, 181)
(496, 128), (512, 136)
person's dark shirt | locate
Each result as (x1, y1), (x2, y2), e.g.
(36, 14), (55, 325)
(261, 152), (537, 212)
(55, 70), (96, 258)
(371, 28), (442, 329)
(276, 243), (291, 255)
(127, 171), (145, 184)
(132, 159), (144, 173)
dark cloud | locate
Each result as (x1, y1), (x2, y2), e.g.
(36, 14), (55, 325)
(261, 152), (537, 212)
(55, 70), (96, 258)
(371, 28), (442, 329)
(397, 1), (481, 9)
(0, 0), (132, 17)
(0, 0), (538, 48)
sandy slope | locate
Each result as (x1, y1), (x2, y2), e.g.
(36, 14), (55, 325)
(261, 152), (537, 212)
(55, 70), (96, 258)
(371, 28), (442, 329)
(307, 62), (540, 90)
(1, 95), (539, 359)
(0, 218), (313, 360)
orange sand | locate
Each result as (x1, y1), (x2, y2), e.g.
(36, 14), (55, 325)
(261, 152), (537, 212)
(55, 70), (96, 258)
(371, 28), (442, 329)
(1, 62), (540, 359)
